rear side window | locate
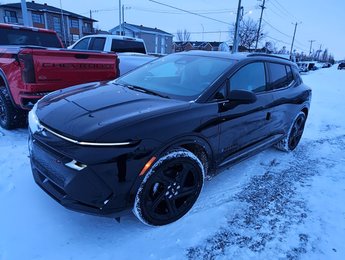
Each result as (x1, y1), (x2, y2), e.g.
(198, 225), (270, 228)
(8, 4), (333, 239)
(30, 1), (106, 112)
(269, 63), (294, 90)
(0, 27), (62, 48)
(89, 37), (106, 51)
(73, 37), (90, 50)
(292, 65), (302, 84)
(230, 62), (266, 93)
(111, 39), (146, 54)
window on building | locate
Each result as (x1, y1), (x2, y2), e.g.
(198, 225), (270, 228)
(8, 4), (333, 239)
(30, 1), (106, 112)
(4, 10), (18, 23)
(161, 36), (165, 54)
(32, 13), (44, 24)
(83, 22), (92, 33)
(71, 34), (80, 42)
(230, 62), (266, 93)
(53, 16), (61, 33)
(70, 19), (79, 29)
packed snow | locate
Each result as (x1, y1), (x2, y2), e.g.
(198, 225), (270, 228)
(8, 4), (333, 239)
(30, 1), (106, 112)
(1, 66), (345, 260)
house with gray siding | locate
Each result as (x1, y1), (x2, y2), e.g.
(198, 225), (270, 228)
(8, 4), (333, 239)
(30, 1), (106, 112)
(109, 23), (173, 55)
(0, 1), (96, 46)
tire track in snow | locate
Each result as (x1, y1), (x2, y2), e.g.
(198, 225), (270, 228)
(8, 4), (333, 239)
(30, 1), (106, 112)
(186, 135), (345, 259)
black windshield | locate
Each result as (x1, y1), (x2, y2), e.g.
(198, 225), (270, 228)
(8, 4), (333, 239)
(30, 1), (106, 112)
(116, 54), (235, 100)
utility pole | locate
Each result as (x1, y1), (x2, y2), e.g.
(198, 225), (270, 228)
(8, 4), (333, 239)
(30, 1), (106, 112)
(20, 0), (29, 26)
(122, 5), (125, 25)
(59, 0), (67, 47)
(232, 0), (242, 53)
(255, 0), (266, 51)
(118, 0), (122, 35)
(290, 22), (300, 57)
(308, 40), (315, 56)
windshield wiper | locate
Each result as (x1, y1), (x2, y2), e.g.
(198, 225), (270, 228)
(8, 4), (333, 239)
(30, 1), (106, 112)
(125, 84), (170, 99)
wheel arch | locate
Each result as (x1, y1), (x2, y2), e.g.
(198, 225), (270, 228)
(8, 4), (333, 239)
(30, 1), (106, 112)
(301, 106), (309, 117)
(0, 69), (16, 107)
(154, 134), (216, 176)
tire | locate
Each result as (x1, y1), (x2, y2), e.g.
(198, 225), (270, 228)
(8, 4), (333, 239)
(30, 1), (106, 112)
(133, 148), (205, 226)
(275, 111), (306, 152)
(0, 87), (27, 130)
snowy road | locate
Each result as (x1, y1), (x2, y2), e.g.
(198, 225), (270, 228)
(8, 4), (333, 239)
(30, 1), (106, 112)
(1, 66), (345, 260)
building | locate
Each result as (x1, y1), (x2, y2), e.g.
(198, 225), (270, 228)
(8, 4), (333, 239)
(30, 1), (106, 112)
(0, 1), (96, 46)
(109, 23), (173, 55)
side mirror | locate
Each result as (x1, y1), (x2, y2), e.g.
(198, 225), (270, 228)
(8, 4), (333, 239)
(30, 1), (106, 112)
(229, 90), (257, 104)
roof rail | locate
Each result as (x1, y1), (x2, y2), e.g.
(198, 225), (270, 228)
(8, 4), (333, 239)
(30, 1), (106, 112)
(247, 53), (291, 61)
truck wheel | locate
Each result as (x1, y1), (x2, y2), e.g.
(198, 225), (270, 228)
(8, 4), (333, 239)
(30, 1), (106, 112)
(275, 112), (306, 152)
(133, 148), (205, 226)
(0, 87), (26, 130)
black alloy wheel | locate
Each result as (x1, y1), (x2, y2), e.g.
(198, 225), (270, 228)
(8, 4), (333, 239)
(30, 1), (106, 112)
(134, 149), (204, 226)
(288, 113), (306, 150)
(0, 87), (12, 129)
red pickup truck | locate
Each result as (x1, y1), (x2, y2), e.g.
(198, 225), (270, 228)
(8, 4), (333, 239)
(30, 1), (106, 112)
(0, 23), (119, 129)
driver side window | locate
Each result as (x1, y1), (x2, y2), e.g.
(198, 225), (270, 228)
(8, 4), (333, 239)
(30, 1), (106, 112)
(230, 62), (266, 93)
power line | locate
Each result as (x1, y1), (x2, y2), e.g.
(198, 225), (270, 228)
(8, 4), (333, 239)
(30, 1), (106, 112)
(262, 18), (292, 38)
(148, 0), (231, 25)
(188, 30), (230, 34)
(271, 0), (299, 21)
(268, 0), (294, 22)
(132, 7), (237, 15)
(265, 35), (307, 53)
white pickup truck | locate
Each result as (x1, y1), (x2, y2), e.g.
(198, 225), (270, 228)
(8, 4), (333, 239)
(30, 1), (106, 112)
(69, 35), (156, 75)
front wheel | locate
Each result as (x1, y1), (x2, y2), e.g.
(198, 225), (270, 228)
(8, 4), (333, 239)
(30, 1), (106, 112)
(133, 149), (205, 226)
(275, 111), (306, 152)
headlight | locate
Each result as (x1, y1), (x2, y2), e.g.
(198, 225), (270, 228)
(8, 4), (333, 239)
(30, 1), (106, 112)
(28, 103), (42, 134)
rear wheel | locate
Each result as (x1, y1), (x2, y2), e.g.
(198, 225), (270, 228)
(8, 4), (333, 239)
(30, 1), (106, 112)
(133, 149), (205, 226)
(275, 111), (306, 152)
(0, 87), (27, 130)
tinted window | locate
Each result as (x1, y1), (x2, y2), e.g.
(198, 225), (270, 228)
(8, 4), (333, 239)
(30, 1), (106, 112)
(286, 65), (293, 83)
(111, 39), (146, 54)
(230, 62), (266, 93)
(117, 54), (235, 100)
(90, 37), (106, 51)
(292, 65), (302, 84)
(0, 28), (62, 48)
(269, 63), (293, 89)
(73, 37), (90, 50)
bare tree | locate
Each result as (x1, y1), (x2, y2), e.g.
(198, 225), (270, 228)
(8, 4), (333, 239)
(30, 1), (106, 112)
(230, 18), (265, 51)
(176, 29), (191, 42)
(322, 48), (329, 62)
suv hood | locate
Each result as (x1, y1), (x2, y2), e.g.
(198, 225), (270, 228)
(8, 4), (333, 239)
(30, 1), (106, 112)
(36, 82), (188, 142)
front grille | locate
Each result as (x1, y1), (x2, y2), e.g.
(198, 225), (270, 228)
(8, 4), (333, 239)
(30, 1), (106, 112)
(31, 138), (73, 188)
(33, 156), (65, 188)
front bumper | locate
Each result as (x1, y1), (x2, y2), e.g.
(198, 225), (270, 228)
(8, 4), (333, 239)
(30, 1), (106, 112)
(29, 130), (150, 217)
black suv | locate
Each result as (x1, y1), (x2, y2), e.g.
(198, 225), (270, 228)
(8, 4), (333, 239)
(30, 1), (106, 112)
(338, 62), (345, 70)
(28, 51), (311, 226)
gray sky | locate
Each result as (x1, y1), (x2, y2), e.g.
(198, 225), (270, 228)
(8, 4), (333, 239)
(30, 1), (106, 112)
(3, 0), (345, 59)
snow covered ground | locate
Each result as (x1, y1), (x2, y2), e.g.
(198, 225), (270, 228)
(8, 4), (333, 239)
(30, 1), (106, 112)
(1, 66), (345, 260)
